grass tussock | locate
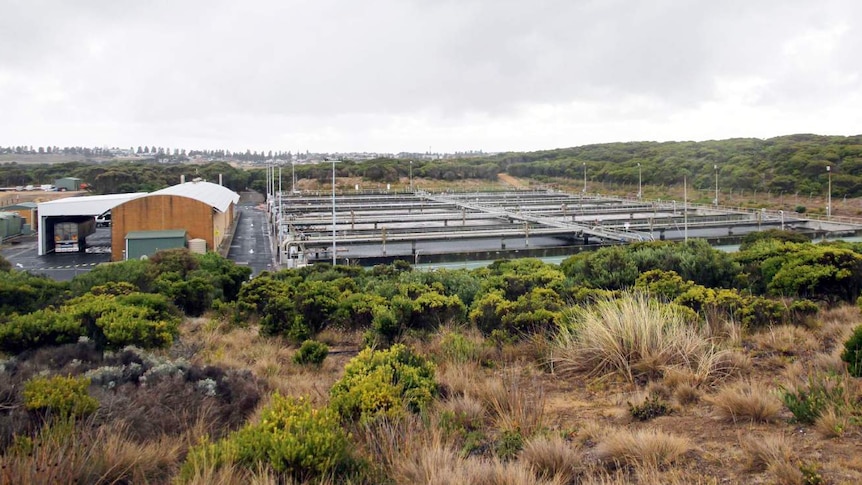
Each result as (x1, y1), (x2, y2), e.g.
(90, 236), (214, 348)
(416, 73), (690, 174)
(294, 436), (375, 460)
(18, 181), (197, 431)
(708, 380), (782, 423)
(479, 370), (545, 436)
(595, 428), (691, 469)
(742, 433), (795, 473)
(0, 418), (182, 485)
(815, 407), (849, 438)
(551, 293), (733, 384)
(519, 434), (580, 483)
(751, 325), (819, 357)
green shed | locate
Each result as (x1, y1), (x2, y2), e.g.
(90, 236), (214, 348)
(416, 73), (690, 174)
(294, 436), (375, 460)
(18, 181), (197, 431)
(0, 212), (23, 240)
(124, 229), (187, 260)
(55, 177), (83, 191)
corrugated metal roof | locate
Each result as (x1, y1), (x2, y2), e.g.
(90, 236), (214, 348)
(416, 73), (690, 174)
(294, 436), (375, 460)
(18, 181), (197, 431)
(38, 193), (147, 217)
(151, 181), (239, 213)
(126, 230), (188, 240)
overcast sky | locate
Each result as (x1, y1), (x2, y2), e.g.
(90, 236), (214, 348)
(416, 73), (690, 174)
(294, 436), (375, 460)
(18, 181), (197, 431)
(2, 0), (860, 154)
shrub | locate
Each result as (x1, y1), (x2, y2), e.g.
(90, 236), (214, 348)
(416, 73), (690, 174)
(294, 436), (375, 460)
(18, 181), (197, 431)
(0, 309), (83, 353)
(439, 331), (479, 364)
(628, 394), (672, 421)
(330, 344), (437, 424)
(181, 394), (356, 483)
(781, 372), (849, 424)
(292, 340), (329, 366)
(66, 293), (180, 350)
(841, 324), (862, 377)
(23, 375), (98, 418)
(494, 429), (524, 461)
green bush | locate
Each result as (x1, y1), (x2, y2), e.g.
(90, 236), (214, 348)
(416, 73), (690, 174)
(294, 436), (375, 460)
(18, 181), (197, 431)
(293, 340), (329, 366)
(23, 375), (98, 418)
(781, 372), (848, 424)
(0, 309), (83, 353)
(330, 344), (437, 424)
(439, 331), (479, 364)
(628, 394), (672, 421)
(841, 325), (862, 377)
(494, 429), (524, 461)
(65, 292), (180, 351)
(180, 394), (355, 483)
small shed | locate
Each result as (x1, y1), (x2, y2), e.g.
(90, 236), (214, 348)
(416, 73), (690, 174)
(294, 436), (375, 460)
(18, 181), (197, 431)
(0, 202), (37, 229)
(124, 229), (187, 260)
(55, 177), (83, 191)
(0, 212), (24, 240)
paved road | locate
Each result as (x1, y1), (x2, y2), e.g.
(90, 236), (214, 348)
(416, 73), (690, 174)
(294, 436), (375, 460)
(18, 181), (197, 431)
(227, 204), (275, 276)
(1, 227), (112, 281)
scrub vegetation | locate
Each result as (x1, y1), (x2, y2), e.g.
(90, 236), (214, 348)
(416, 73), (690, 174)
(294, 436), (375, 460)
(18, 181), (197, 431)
(3, 232), (862, 483)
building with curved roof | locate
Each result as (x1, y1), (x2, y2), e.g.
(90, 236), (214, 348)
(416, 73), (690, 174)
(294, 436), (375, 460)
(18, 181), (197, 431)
(110, 180), (239, 261)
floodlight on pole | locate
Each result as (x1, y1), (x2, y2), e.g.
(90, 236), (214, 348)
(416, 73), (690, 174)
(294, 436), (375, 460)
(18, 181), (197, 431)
(827, 165), (832, 218)
(332, 159), (337, 266)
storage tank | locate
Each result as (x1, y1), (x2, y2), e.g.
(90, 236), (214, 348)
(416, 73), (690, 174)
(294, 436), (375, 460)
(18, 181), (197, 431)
(188, 238), (207, 254)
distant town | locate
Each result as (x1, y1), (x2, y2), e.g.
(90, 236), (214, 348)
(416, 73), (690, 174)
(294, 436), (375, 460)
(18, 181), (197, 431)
(0, 145), (493, 165)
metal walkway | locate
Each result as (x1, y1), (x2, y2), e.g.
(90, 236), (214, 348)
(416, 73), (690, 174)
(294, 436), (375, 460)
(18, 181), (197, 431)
(421, 191), (649, 243)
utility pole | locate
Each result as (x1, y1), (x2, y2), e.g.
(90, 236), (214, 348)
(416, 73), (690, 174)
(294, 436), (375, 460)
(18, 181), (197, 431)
(714, 164), (719, 206)
(582, 162), (587, 193)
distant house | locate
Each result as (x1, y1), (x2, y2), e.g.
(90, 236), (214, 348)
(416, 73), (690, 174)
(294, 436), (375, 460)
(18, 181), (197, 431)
(55, 177), (83, 191)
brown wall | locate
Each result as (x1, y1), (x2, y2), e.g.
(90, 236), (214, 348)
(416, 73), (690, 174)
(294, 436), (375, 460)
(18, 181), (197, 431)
(212, 202), (235, 252)
(5, 208), (37, 229)
(111, 195), (215, 261)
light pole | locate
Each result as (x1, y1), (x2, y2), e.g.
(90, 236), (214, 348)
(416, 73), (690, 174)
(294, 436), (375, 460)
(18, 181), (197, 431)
(637, 163), (642, 200)
(332, 159), (337, 265)
(409, 160), (413, 192)
(582, 162), (587, 193)
(714, 164), (719, 206)
(827, 165), (832, 218)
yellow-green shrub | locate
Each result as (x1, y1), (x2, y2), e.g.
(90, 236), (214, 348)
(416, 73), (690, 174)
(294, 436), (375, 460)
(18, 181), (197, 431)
(180, 394), (355, 483)
(330, 344), (436, 424)
(23, 375), (98, 418)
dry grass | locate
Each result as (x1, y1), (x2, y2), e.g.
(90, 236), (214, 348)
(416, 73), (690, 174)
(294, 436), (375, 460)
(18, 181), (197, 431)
(742, 433), (795, 472)
(0, 419), (183, 485)
(438, 361), (484, 398)
(751, 325), (820, 356)
(438, 394), (486, 430)
(478, 370), (545, 435)
(594, 428), (691, 469)
(815, 407), (849, 438)
(519, 434), (581, 483)
(551, 293), (734, 384)
(708, 380), (782, 423)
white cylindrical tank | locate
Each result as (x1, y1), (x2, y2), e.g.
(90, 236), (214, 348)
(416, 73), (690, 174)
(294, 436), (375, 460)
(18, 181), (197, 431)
(188, 238), (207, 254)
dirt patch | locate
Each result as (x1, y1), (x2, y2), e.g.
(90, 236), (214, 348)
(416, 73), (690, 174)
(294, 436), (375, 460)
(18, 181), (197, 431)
(497, 173), (528, 189)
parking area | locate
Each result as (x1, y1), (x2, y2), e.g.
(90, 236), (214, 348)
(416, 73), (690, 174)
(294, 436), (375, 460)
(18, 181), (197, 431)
(1, 227), (112, 281)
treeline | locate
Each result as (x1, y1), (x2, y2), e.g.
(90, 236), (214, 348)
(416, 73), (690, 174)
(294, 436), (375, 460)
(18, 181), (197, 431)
(7, 133), (862, 197)
(490, 134), (862, 197)
(4, 233), (857, 357)
(0, 161), (260, 194)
